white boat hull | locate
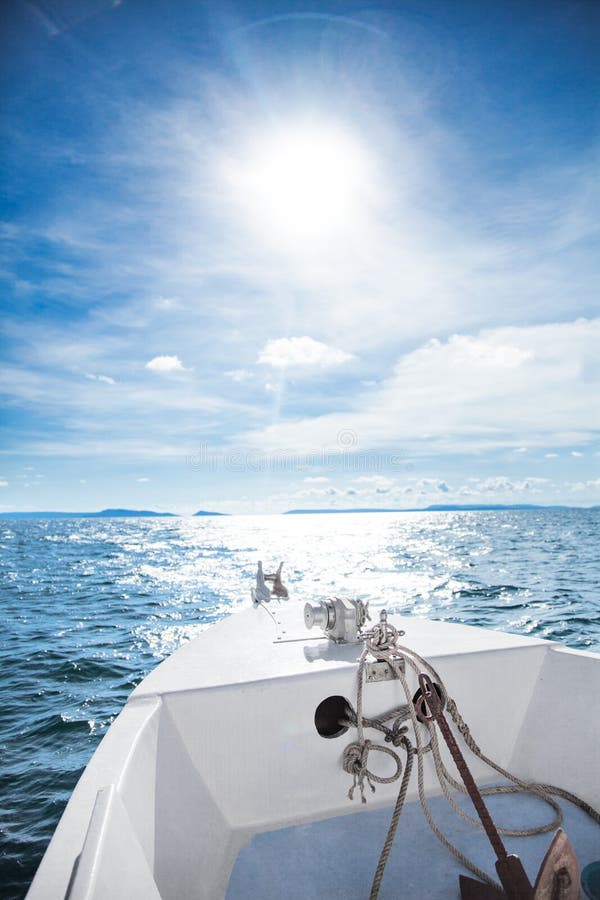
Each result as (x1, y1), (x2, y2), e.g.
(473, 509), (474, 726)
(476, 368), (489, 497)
(27, 605), (600, 899)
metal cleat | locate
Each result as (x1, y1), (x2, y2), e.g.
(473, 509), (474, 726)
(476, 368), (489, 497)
(263, 562), (289, 599)
(251, 561), (273, 605)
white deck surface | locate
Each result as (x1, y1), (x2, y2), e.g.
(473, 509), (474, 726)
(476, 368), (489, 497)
(27, 605), (600, 900)
(227, 791), (599, 899)
(132, 604), (549, 698)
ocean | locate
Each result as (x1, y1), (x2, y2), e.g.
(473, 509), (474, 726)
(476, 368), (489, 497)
(1, 508), (599, 898)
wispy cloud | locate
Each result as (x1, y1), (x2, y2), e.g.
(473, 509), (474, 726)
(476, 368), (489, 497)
(2, 5), (599, 508)
(354, 475), (395, 489)
(154, 297), (181, 311)
(225, 369), (254, 383)
(85, 372), (116, 384)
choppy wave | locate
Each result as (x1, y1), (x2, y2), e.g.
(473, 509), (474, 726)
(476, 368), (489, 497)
(0, 509), (598, 897)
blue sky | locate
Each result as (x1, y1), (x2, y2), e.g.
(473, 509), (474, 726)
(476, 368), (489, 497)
(1, 0), (599, 513)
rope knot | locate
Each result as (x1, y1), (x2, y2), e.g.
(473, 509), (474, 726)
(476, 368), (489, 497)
(343, 739), (375, 802)
(387, 718), (409, 746)
(343, 739), (402, 803)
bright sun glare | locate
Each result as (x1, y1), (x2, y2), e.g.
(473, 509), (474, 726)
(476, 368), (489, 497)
(227, 122), (372, 247)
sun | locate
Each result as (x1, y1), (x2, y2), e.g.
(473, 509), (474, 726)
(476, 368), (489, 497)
(225, 120), (372, 247)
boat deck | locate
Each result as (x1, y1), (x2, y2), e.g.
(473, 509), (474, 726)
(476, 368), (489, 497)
(227, 789), (599, 899)
(27, 607), (600, 900)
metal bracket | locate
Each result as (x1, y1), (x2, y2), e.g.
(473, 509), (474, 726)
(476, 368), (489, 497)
(365, 659), (405, 683)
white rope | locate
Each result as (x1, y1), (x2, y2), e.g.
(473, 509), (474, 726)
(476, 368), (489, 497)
(343, 625), (600, 897)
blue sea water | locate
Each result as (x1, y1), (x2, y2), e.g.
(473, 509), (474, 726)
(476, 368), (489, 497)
(1, 509), (599, 898)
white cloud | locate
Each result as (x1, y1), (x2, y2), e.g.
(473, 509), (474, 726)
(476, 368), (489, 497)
(258, 336), (354, 371)
(137, 477), (150, 482)
(145, 355), (186, 373)
(569, 478), (600, 492)
(240, 319), (600, 454)
(545, 453), (558, 458)
(472, 476), (549, 494)
(415, 478), (455, 493)
(264, 468), (599, 511)
(0, 479), (8, 488)
(571, 451), (583, 457)
(85, 372), (116, 384)
(304, 476), (330, 483)
(448, 338), (533, 369)
(514, 447), (528, 453)
(2, 40), (598, 511)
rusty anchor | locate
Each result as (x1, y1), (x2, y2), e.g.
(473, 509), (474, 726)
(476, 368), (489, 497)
(414, 673), (580, 900)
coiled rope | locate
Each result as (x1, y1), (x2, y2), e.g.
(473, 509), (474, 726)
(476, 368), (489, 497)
(342, 620), (600, 899)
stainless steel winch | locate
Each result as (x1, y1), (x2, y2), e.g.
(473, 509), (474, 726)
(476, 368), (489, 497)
(303, 596), (370, 643)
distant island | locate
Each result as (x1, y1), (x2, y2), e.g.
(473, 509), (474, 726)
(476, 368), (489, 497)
(0, 508), (229, 518)
(0, 509), (178, 519)
(284, 504), (577, 514)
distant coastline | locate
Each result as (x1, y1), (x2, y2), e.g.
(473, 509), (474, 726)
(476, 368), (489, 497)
(0, 508), (227, 519)
(283, 504), (597, 514)
(1, 504), (597, 518)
